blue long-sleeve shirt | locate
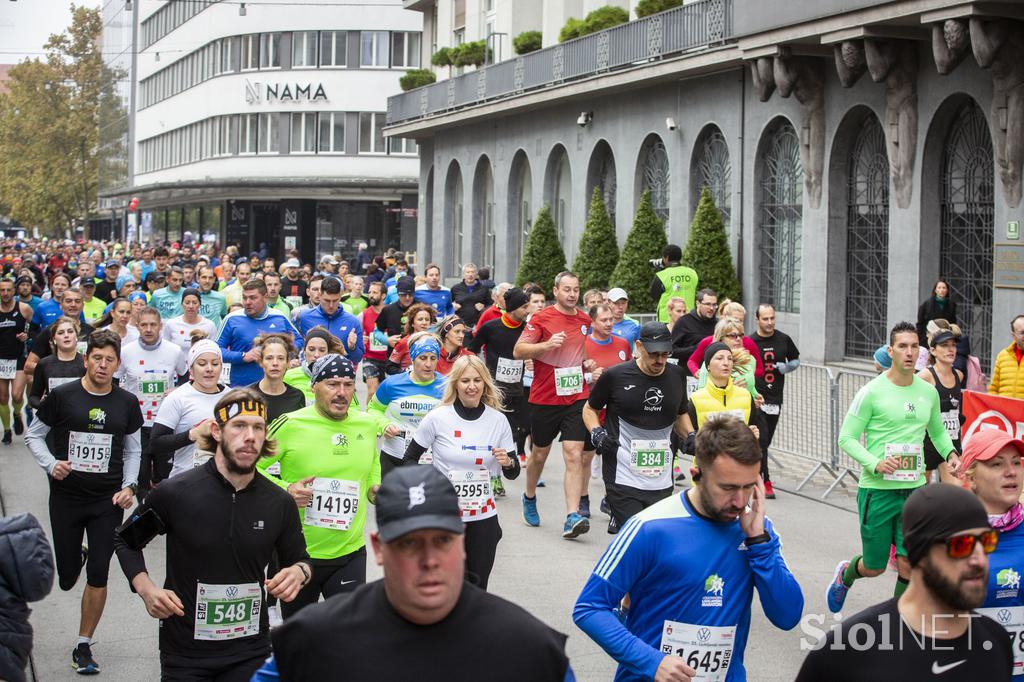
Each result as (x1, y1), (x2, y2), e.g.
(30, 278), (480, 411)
(217, 307), (303, 387)
(297, 304), (364, 364)
(414, 284), (454, 316)
(573, 491), (803, 681)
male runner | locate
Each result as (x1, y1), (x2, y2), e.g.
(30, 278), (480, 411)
(114, 389), (312, 682)
(0, 278), (33, 442)
(151, 267), (185, 319)
(25, 287), (94, 377)
(197, 265), (228, 328)
(515, 271), (596, 538)
(289, 274), (323, 323)
(257, 355), (400, 617)
(25, 330), (144, 675)
(414, 263), (453, 316)
(750, 303), (800, 499)
(585, 322), (686, 534)
(358, 281), (387, 399)
(606, 288), (640, 347)
(827, 321), (960, 613)
(574, 417), (803, 681)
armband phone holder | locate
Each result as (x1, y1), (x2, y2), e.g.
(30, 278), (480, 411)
(116, 508), (165, 550)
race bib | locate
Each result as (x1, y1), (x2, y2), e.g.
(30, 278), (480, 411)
(686, 376), (698, 399)
(883, 443), (923, 482)
(761, 403), (780, 416)
(495, 357), (524, 383)
(447, 468), (493, 517)
(978, 606), (1024, 676)
(219, 363), (231, 385)
(554, 366), (584, 396)
(193, 450), (213, 469)
(941, 409), (960, 441)
(194, 582), (261, 641)
(0, 359), (16, 380)
(140, 373), (169, 400)
(68, 431), (113, 473)
(705, 410), (745, 423)
(660, 621), (736, 682)
(304, 478), (360, 530)
(369, 334), (388, 352)
(76, 341), (88, 356)
(285, 295), (303, 310)
(630, 439), (670, 477)
(48, 376), (77, 392)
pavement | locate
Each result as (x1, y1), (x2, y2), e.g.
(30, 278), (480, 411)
(1, 412), (894, 682)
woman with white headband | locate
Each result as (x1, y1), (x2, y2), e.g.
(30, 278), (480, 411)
(148, 334), (230, 479)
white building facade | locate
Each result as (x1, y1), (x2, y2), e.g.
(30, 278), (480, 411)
(100, 0), (422, 263)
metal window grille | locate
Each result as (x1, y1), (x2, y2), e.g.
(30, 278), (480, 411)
(641, 138), (670, 224)
(696, 127), (731, 233)
(758, 121), (803, 313)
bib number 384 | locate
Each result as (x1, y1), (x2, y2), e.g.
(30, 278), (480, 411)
(68, 431), (113, 473)
(304, 478), (360, 530)
(554, 366), (584, 396)
(630, 439), (670, 477)
(660, 621), (736, 681)
(194, 582), (261, 641)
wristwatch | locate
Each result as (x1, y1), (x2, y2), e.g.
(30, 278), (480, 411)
(297, 563), (311, 586)
(744, 532), (771, 547)
(128, 482), (139, 495)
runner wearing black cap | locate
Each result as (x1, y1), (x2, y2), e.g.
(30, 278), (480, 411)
(114, 389), (311, 682)
(374, 276), (416, 350)
(252, 465), (573, 682)
(584, 322), (688, 534)
(797, 484), (1012, 681)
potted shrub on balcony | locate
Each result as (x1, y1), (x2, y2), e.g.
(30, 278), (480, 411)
(513, 30), (542, 55)
(431, 47), (453, 76)
(452, 40), (489, 67)
(560, 6), (630, 43)
(399, 68), (437, 91)
(635, 0), (683, 18)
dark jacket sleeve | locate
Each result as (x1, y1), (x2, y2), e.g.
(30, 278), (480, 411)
(28, 361), (47, 409)
(0, 513), (54, 682)
(148, 423), (192, 482)
(401, 439), (428, 465)
(649, 275), (664, 303)
(113, 487), (169, 589)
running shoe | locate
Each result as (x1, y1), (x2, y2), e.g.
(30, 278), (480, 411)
(537, 478), (546, 488)
(12, 413), (23, 435)
(562, 512), (590, 539)
(521, 494), (540, 527)
(764, 480), (776, 499)
(579, 496), (591, 519)
(826, 560), (851, 613)
(600, 496), (611, 516)
(1, 430), (11, 445)
(607, 517), (619, 535)
(491, 476), (506, 497)
(71, 643), (99, 675)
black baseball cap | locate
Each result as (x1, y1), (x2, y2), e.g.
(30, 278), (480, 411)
(396, 276), (416, 295)
(638, 321), (673, 353)
(376, 466), (464, 543)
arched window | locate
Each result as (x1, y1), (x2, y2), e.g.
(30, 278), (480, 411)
(554, 150), (572, 244)
(844, 114), (890, 358)
(940, 101), (995, 368)
(444, 161), (464, 277)
(587, 140), (616, 227)
(757, 119), (803, 313)
(693, 126), (731, 233)
(508, 151), (532, 266)
(473, 157), (495, 269)
(639, 135), (670, 224)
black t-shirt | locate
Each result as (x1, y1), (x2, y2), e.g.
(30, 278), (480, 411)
(37, 381), (144, 499)
(751, 330), (799, 404)
(375, 301), (412, 338)
(248, 381), (307, 423)
(32, 321), (95, 362)
(280, 278), (308, 304)
(796, 598), (1012, 682)
(30, 353), (85, 408)
(95, 279), (118, 303)
(468, 316), (526, 398)
(271, 580), (570, 681)
(588, 361), (687, 488)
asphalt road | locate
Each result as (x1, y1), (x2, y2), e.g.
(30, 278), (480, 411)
(1, 422), (893, 682)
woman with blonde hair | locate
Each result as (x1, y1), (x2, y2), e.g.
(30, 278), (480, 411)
(693, 317), (762, 403)
(401, 354), (519, 590)
(686, 301), (764, 378)
(918, 319), (964, 483)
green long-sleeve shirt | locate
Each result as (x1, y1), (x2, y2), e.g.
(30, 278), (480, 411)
(838, 373), (956, 490)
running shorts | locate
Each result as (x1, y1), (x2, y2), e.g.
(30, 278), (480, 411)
(857, 487), (913, 571)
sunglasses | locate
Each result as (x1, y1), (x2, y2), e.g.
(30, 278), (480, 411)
(939, 530), (999, 558)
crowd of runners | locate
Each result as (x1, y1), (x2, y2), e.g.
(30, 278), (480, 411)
(0, 236), (1021, 681)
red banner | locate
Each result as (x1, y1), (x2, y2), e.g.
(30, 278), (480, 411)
(962, 390), (1024, 444)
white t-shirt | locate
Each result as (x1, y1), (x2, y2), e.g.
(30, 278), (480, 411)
(103, 324), (139, 346)
(154, 381), (230, 479)
(412, 404), (515, 523)
(115, 339), (188, 427)
(163, 315), (217, 352)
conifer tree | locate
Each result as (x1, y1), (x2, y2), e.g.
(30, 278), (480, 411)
(683, 187), (742, 302)
(515, 205), (567, 290)
(608, 191), (667, 312)
(572, 187), (619, 293)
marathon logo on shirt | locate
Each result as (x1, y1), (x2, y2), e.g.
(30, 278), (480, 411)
(904, 401), (917, 420)
(997, 567), (1021, 599)
(702, 573), (725, 608)
(643, 387), (665, 412)
(331, 432), (350, 455)
(0, 319), (16, 329)
(88, 408), (107, 428)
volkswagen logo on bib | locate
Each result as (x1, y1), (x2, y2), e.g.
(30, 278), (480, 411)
(465, 471), (474, 480)
(999, 608), (1012, 624)
(330, 479), (341, 492)
(697, 627), (712, 643)
(226, 586), (238, 598)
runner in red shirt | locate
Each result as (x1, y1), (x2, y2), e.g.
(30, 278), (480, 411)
(514, 271), (597, 539)
(358, 281), (387, 399)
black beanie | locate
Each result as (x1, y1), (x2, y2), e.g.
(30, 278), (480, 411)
(503, 287), (529, 313)
(704, 341), (731, 368)
(902, 484), (991, 566)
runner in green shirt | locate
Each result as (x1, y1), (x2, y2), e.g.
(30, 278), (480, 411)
(826, 321), (961, 613)
(257, 354), (399, 618)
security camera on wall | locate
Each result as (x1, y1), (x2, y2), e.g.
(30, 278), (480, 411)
(577, 112), (592, 127)
(666, 117), (677, 131)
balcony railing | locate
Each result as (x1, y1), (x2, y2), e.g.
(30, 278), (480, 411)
(386, 0), (734, 126)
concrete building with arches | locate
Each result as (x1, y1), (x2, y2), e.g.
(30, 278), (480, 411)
(387, 0), (1024, 368)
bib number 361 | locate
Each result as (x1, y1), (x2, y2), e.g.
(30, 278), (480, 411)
(660, 620), (736, 682)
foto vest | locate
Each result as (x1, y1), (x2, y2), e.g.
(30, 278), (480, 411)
(656, 265), (698, 322)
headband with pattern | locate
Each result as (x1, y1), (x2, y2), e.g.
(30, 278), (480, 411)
(215, 397), (267, 424)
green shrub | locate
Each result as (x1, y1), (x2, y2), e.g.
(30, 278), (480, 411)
(635, 0), (683, 18)
(513, 30), (543, 55)
(559, 17), (585, 43)
(452, 40), (489, 67)
(431, 47), (452, 67)
(608, 191), (667, 312)
(399, 69), (437, 91)
(516, 205), (567, 289)
(683, 187), (742, 302)
(573, 187), (620, 292)
(583, 5), (629, 33)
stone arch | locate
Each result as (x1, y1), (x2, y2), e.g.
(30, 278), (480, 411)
(507, 149), (532, 268)
(585, 139), (616, 229)
(755, 116), (803, 313)
(472, 155), (495, 270)
(689, 123), (732, 235)
(443, 159), (464, 277)
(635, 133), (671, 226)
(543, 144), (572, 248)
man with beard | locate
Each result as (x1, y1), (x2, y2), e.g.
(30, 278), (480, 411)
(257, 355), (400, 618)
(797, 485), (1012, 681)
(358, 281), (388, 399)
(574, 416), (802, 681)
(114, 389), (311, 682)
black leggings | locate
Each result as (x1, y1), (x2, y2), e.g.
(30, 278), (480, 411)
(464, 516), (502, 591)
(160, 652), (267, 682)
(281, 547), (366, 619)
(760, 411), (780, 482)
(49, 492), (123, 590)
(380, 453), (402, 480)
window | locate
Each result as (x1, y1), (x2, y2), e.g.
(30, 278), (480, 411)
(320, 31), (347, 67)
(218, 115), (237, 156)
(292, 31), (317, 68)
(361, 31), (389, 67)
(390, 137), (417, 155)
(290, 112), (317, 153)
(391, 32), (421, 68)
(359, 112), (385, 153)
(318, 112), (345, 153)
(220, 36), (237, 73)
(757, 119), (803, 313)
(260, 33), (281, 69)
(241, 113), (258, 154)
(242, 35), (259, 71)
(258, 112), (279, 153)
